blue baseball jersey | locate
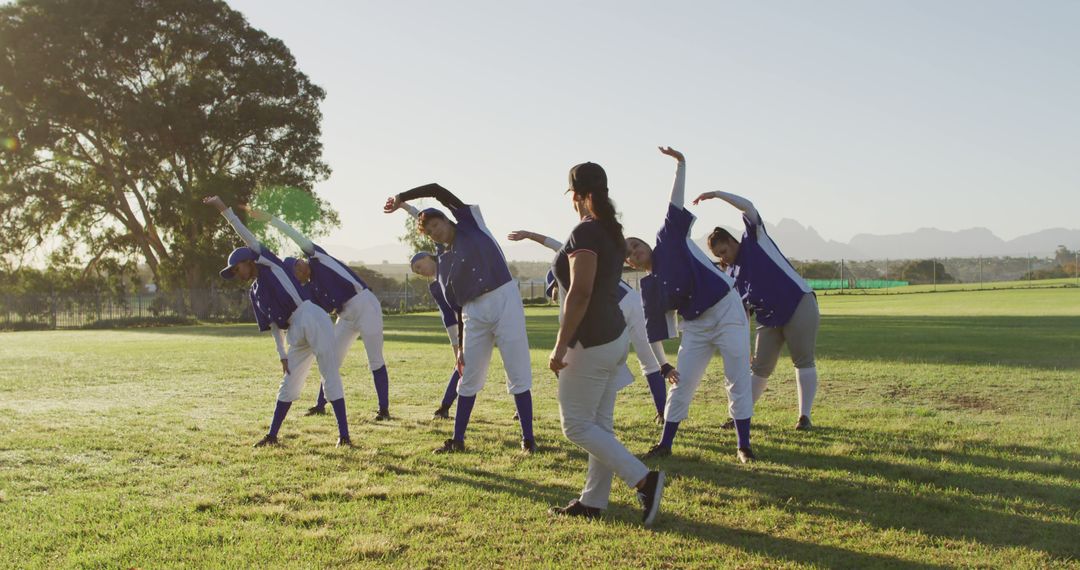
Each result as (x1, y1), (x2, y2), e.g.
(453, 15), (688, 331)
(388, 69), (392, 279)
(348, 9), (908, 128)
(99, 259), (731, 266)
(731, 212), (811, 327)
(640, 203), (735, 343)
(249, 247), (308, 331)
(429, 280), (460, 328)
(437, 204), (513, 307)
(303, 244), (370, 314)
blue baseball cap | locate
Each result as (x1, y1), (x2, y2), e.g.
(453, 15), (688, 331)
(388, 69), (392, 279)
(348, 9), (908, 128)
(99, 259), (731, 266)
(418, 207), (446, 219)
(282, 257), (299, 277)
(220, 247), (259, 279)
(410, 251), (434, 265)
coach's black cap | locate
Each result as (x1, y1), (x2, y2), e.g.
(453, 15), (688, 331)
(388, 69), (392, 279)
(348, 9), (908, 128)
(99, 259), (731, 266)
(568, 162), (608, 195)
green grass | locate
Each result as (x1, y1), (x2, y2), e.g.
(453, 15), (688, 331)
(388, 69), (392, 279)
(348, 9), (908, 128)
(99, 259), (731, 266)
(818, 276), (1079, 296)
(1, 290), (1078, 569)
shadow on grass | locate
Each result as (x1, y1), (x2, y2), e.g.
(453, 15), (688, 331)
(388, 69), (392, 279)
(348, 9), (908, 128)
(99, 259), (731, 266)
(681, 424), (1080, 562)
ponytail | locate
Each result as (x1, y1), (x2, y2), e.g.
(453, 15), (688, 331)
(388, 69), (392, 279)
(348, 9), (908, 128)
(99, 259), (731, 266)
(585, 189), (625, 254)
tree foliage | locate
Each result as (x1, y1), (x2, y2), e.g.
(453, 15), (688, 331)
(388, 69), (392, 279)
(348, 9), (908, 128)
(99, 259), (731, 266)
(0, 0), (335, 296)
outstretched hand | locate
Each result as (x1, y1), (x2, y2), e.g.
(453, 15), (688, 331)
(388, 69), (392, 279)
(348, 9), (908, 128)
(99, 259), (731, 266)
(238, 205), (272, 222)
(658, 146), (685, 163)
(507, 230), (533, 242)
(202, 195), (227, 213)
(691, 192), (717, 206)
(383, 196), (402, 214)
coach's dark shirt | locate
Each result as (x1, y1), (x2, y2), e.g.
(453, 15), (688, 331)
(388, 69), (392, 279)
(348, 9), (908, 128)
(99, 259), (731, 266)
(552, 218), (627, 348)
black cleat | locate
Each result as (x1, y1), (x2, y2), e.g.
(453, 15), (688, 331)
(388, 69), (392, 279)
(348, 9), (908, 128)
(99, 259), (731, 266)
(336, 436), (353, 448)
(643, 444), (672, 460)
(374, 408), (391, 422)
(636, 470), (666, 527)
(737, 447), (756, 463)
(720, 418), (735, 430)
(433, 438), (465, 454)
(253, 435), (279, 448)
(549, 499), (600, 519)
(305, 406), (327, 416)
(521, 438), (537, 455)
(795, 415), (813, 431)
(432, 406), (451, 420)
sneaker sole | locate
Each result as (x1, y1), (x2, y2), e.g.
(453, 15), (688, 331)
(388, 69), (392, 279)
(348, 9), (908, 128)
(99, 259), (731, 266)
(643, 471), (666, 527)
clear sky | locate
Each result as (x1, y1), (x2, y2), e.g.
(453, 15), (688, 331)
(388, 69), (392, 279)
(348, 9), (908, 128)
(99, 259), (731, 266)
(228, 0), (1080, 260)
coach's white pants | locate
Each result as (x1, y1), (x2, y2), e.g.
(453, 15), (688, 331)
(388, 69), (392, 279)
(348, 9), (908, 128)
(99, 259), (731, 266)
(667, 290), (753, 423)
(458, 281), (533, 397)
(558, 330), (650, 510)
(331, 289), (386, 371)
(279, 301), (345, 402)
(621, 289), (662, 379)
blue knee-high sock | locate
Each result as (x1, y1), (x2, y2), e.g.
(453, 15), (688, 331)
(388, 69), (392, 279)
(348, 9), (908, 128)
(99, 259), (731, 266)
(268, 400), (292, 438)
(372, 365), (389, 410)
(735, 417), (752, 449)
(441, 369), (461, 409)
(329, 398), (350, 439)
(452, 395), (477, 442)
(513, 390), (534, 441)
(316, 385), (327, 408)
(659, 421), (680, 448)
(645, 371), (667, 416)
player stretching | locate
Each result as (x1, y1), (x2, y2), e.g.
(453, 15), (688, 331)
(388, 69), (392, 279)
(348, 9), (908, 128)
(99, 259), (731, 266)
(625, 147), (756, 463)
(507, 229), (677, 422)
(385, 185), (537, 454)
(695, 191), (820, 430)
(245, 207), (392, 422)
(204, 196), (351, 447)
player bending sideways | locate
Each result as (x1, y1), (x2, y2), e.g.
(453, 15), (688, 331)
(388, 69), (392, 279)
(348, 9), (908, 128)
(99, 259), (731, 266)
(204, 196), (352, 448)
(695, 190), (820, 431)
(625, 148), (757, 464)
(385, 185), (537, 455)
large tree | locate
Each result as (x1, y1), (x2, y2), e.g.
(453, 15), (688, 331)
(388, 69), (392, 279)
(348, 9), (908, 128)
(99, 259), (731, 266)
(0, 0), (335, 312)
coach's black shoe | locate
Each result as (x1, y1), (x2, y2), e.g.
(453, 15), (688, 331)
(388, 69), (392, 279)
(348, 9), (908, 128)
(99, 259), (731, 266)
(336, 436), (353, 448)
(432, 406), (451, 420)
(549, 499), (600, 519)
(433, 438), (465, 454)
(374, 408), (391, 422)
(253, 435), (279, 448)
(643, 444), (672, 460)
(795, 415), (813, 431)
(720, 418), (736, 430)
(521, 438), (537, 455)
(305, 406), (327, 416)
(636, 470), (666, 527)
(737, 447), (756, 463)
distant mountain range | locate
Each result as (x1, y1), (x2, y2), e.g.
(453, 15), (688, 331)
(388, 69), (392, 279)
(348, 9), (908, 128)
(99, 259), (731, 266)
(328, 223), (1080, 265)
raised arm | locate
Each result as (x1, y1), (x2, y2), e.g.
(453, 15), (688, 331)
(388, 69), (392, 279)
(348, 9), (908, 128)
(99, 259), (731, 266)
(204, 196), (261, 251)
(400, 203), (421, 219)
(395, 183), (467, 210)
(658, 146), (686, 208)
(507, 230), (563, 252)
(244, 206), (317, 256)
(692, 190), (760, 223)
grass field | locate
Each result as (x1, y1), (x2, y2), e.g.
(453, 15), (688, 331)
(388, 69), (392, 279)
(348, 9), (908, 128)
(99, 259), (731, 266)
(1, 289), (1078, 568)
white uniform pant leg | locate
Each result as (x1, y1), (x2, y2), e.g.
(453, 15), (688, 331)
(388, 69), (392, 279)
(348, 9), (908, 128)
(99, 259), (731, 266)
(558, 331), (649, 500)
(492, 283), (533, 395)
(458, 297), (495, 398)
(666, 325), (714, 423)
(278, 302), (344, 402)
(622, 292), (661, 376)
(332, 312), (361, 371)
(279, 339), (316, 402)
(578, 369), (621, 509)
(352, 289), (387, 371)
(713, 291), (754, 420)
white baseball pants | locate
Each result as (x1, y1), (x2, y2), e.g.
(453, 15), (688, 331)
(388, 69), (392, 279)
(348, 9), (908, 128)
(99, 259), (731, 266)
(279, 301), (345, 402)
(458, 281), (533, 397)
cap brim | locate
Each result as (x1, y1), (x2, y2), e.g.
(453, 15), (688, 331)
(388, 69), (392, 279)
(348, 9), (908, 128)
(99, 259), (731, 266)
(220, 265), (237, 280)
